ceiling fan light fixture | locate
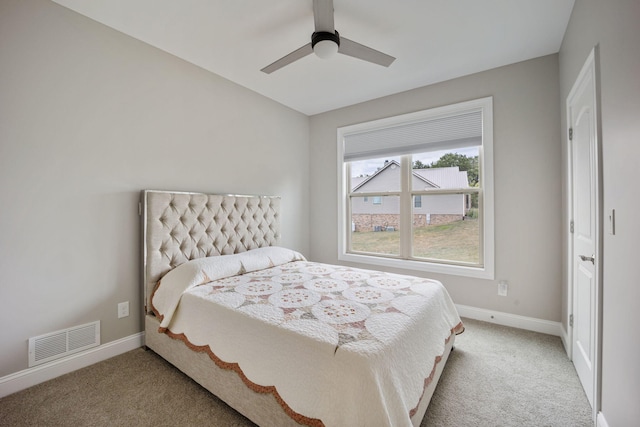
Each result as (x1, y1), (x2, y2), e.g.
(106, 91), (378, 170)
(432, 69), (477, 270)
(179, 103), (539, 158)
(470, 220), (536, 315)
(312, 31), (340, 59)
(261, 0), (395, 74)
(314, 40), (339, 59)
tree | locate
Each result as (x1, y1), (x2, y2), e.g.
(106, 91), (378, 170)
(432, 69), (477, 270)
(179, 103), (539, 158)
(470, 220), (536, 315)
(418, 153), (478, 187)
(412, 159), (428, 169)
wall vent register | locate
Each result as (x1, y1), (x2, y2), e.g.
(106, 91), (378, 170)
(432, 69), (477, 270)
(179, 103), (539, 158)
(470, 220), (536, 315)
(28, 321), (100, 367)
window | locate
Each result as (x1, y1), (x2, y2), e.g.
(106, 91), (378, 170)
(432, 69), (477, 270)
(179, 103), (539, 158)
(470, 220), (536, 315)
(338, 97), (494, 279)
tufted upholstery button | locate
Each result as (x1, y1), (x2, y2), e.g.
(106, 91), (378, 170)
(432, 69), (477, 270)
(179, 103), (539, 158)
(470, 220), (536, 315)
(145, 193), (281, 312)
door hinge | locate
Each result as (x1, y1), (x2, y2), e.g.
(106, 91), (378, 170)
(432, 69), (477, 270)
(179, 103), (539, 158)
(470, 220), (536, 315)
(138, 202), (142, 216)
(569, 127), (573, 141)
(570, 220), (574, 234)
(569, 314), (574, 328)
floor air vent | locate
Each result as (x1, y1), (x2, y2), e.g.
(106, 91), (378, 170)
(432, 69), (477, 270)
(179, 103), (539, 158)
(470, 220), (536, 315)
(28, 321), (100, 367)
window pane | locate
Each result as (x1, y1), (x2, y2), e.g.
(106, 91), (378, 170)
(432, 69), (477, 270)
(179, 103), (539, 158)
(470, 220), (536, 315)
(412, 147), (480, 191)
(351, 195), (400, 256)
(338, 97), (493, 277)
(350, 157), (401, 193)
(412, 194), (479, 264)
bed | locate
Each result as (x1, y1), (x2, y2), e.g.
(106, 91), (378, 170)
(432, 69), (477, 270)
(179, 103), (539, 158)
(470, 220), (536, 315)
(141, 190), (463, 427)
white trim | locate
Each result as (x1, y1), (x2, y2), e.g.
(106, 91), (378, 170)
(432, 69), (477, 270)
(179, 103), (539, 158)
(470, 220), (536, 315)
(456, 304), (562, 336)
(337, 97), (494, 280)
(596, 411), (609, 427)
(339, 252), (494, 279)
(565, 92), (575, 359)
(0, 332), (144, 398)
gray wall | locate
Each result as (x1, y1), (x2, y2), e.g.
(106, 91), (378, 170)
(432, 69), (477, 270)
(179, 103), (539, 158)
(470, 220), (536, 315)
(0, 0), (309, 377)
(310, 54), (562, 321)
(8, 6), (637, 423)
(559, 1), (640, 424)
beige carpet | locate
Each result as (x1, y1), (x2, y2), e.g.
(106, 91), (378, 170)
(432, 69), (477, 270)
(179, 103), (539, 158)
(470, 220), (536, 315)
(0, 318), (592, 426)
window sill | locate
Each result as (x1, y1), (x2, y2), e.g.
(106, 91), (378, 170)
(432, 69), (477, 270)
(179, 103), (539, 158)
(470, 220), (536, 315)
(338, 252), (494, 280)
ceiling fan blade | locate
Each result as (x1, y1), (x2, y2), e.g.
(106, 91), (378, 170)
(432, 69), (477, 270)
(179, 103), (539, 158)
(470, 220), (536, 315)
(260, 43), (314, 74)
(338, 37), (395, 67)
(313, 0), (335, 32)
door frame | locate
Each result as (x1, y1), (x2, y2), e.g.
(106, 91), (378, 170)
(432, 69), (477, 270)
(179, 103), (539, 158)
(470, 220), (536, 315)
(565, 46), (603, 421)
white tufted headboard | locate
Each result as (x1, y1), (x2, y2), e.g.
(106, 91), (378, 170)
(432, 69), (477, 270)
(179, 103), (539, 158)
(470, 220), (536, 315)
(141, 190), (281, 314)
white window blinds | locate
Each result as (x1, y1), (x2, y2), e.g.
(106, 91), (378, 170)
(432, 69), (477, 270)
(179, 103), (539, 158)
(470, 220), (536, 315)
(343, 110), (482, 162)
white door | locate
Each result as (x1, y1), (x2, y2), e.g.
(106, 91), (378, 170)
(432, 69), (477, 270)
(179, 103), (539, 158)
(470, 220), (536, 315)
(568, 48), (600, 411)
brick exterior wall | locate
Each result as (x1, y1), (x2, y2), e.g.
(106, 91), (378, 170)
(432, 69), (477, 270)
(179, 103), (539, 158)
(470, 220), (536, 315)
(352, 213), (463, 232)
(422, 213), (464, 226)
(352, 214), (398, 232)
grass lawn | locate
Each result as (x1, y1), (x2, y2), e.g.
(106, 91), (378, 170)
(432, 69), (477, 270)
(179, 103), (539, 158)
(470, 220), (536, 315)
(351, 218), (479, 263)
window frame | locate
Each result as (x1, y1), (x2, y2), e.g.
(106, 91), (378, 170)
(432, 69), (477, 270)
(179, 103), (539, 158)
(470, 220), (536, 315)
(414, 195), (422, 208)
(337, 97), (494, 279)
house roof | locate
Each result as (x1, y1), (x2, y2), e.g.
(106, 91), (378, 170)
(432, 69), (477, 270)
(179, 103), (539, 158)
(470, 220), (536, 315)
(351, 160), (469, 191)
(413, 167), (469, 189)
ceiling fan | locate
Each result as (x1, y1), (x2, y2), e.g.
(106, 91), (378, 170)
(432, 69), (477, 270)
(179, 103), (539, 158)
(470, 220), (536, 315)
(260, 0), (396, 74)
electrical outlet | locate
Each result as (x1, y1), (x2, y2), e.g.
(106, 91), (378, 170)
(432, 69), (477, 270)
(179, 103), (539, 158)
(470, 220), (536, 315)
(118, 301), (129, 319)
(498, 281), (508, 297)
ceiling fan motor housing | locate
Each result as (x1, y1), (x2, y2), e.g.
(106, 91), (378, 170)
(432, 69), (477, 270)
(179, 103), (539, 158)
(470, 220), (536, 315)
(311, 30), (340, 48)
(311, 31), (340, 59)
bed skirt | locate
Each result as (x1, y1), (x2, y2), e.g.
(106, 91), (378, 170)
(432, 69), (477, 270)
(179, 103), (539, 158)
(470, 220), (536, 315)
(144, 314), (455, 427)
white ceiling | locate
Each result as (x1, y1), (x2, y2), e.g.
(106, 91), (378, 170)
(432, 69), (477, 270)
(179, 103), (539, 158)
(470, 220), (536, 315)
(51, 0), (575, 116)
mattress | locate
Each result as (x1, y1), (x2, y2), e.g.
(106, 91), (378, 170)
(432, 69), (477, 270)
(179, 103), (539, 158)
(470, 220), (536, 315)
(151, 247), (463, 427)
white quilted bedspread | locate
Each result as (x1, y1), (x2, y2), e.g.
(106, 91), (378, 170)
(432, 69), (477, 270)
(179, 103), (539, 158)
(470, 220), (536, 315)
(152, 247), (463, 427)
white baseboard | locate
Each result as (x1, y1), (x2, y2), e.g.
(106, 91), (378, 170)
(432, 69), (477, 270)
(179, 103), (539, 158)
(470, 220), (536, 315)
(596, 411), (609, 427)
(0, 332), (144, 399)
(456, 304), (562, 336)
(0, 311), (566, 399)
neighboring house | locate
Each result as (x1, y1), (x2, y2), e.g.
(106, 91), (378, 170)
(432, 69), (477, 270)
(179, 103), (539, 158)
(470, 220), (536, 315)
(351, 160), (471, 232)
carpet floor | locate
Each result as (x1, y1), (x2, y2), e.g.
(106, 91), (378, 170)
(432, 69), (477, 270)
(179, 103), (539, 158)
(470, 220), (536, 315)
(0, 318), (593, 426)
